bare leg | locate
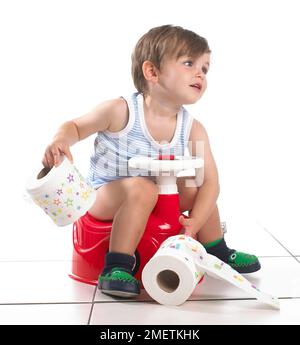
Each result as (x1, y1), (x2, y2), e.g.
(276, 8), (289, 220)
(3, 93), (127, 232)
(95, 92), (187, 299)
(177, 177), (223, 244)
(89, 177), (159, 255)
(195, 205), (223, 244)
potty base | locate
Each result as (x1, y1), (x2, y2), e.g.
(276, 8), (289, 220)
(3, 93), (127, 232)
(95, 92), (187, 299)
(70, 209), (182, 286)
(71, 212), (111, 285)
(68, 272), (98, 285)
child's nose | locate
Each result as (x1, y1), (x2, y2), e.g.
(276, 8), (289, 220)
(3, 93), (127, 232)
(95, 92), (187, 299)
(195, 67), (205, 79)
(195, 73), (204, 81)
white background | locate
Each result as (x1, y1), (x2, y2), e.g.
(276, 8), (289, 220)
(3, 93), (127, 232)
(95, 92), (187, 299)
(0, 0), (299, 256)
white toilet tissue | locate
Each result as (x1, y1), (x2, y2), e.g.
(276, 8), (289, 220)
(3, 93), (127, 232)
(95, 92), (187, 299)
(142, 235), (205, 306)
(142, 235), (280, 309)
(25, 157), (96, 226)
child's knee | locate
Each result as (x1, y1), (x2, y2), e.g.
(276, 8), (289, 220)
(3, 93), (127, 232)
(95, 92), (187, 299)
(127, 177), (159, 205)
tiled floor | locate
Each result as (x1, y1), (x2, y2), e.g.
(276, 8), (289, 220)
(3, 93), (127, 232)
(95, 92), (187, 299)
(1, 197), (300, 325)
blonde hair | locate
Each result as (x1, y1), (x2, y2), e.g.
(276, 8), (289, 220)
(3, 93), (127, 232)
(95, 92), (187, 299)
(131, 25), (211, 94)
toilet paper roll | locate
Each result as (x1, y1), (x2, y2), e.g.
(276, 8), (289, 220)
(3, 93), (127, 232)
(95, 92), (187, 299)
(142, 236), (205, 306)
(25, 157), (96, 226)
(142, 235), (280, 309)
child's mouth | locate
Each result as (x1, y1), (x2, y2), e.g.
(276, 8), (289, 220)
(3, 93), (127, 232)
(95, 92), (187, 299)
(190, 84), (202, 91)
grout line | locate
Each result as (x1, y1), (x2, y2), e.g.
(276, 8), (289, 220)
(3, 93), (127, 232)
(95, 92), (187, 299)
(91, 296), (300, 304)
(257, 221), (300, 261)
(200, 295), (297, 301)
(294, 256), (300, 264)
(1, 296), (299, 307)
(87, 285), (98, 325)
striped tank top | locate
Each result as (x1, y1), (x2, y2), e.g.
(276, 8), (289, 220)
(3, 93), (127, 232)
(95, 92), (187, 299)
(87, 92), (194, 189)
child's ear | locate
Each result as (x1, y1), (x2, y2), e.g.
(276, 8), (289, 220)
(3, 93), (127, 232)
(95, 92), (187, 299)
(142, 60), (159, 82)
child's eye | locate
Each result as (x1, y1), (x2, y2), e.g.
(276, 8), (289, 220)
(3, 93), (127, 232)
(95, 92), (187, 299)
(183, 60), (193, 67)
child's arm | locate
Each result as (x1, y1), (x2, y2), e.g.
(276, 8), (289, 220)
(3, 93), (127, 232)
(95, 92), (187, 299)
(42, 98), (127, 167)
(185, 119), (220, 234)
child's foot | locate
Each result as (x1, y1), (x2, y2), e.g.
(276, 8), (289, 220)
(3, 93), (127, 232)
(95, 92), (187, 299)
(204, 238), (261, 273)
(98, 267), (141, 298)
(226, 249), (261, 273)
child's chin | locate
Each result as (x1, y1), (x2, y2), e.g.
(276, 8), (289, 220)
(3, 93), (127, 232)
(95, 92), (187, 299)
(183, 96), (201, 105)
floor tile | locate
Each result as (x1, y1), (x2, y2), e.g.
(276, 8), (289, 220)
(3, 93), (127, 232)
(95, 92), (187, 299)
(220, 218), (289, 257)
(191, 256), (300, 300)
(0, 303), (92, 325)
(94, 257), (300, 303)
(0, 261), (96, 304)
(217, 193), (298, 256)
(90, 298), (300, 325)
(257, 217), (300, 256)
(95, 287), (152, 303)
(248, 180), (300, 256)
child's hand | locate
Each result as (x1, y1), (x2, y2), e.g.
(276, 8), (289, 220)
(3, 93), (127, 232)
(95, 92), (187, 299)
(42, 139), (73, 168)
(179, 215), (199, 238)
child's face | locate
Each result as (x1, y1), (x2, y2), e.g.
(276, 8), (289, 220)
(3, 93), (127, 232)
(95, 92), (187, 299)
(156, 53), (210, 105)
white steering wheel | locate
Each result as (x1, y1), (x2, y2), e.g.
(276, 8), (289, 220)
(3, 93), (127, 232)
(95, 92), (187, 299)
(128, 155), (204, 173)
(128, 155), (204, 194)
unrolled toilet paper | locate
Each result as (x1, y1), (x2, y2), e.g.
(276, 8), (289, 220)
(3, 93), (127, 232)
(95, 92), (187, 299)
(142, 235), (280, 309)
(25, 157), (96, 226)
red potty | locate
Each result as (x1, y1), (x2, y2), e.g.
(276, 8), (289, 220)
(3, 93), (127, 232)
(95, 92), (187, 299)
(70, 194), (183, 285)
(70, 212), (112, 285)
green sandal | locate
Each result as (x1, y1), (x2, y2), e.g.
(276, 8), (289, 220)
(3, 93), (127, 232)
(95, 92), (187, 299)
(227, 249), (261, 273)
(98, 267), (141, 298)
(205, 238), (261, 274)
